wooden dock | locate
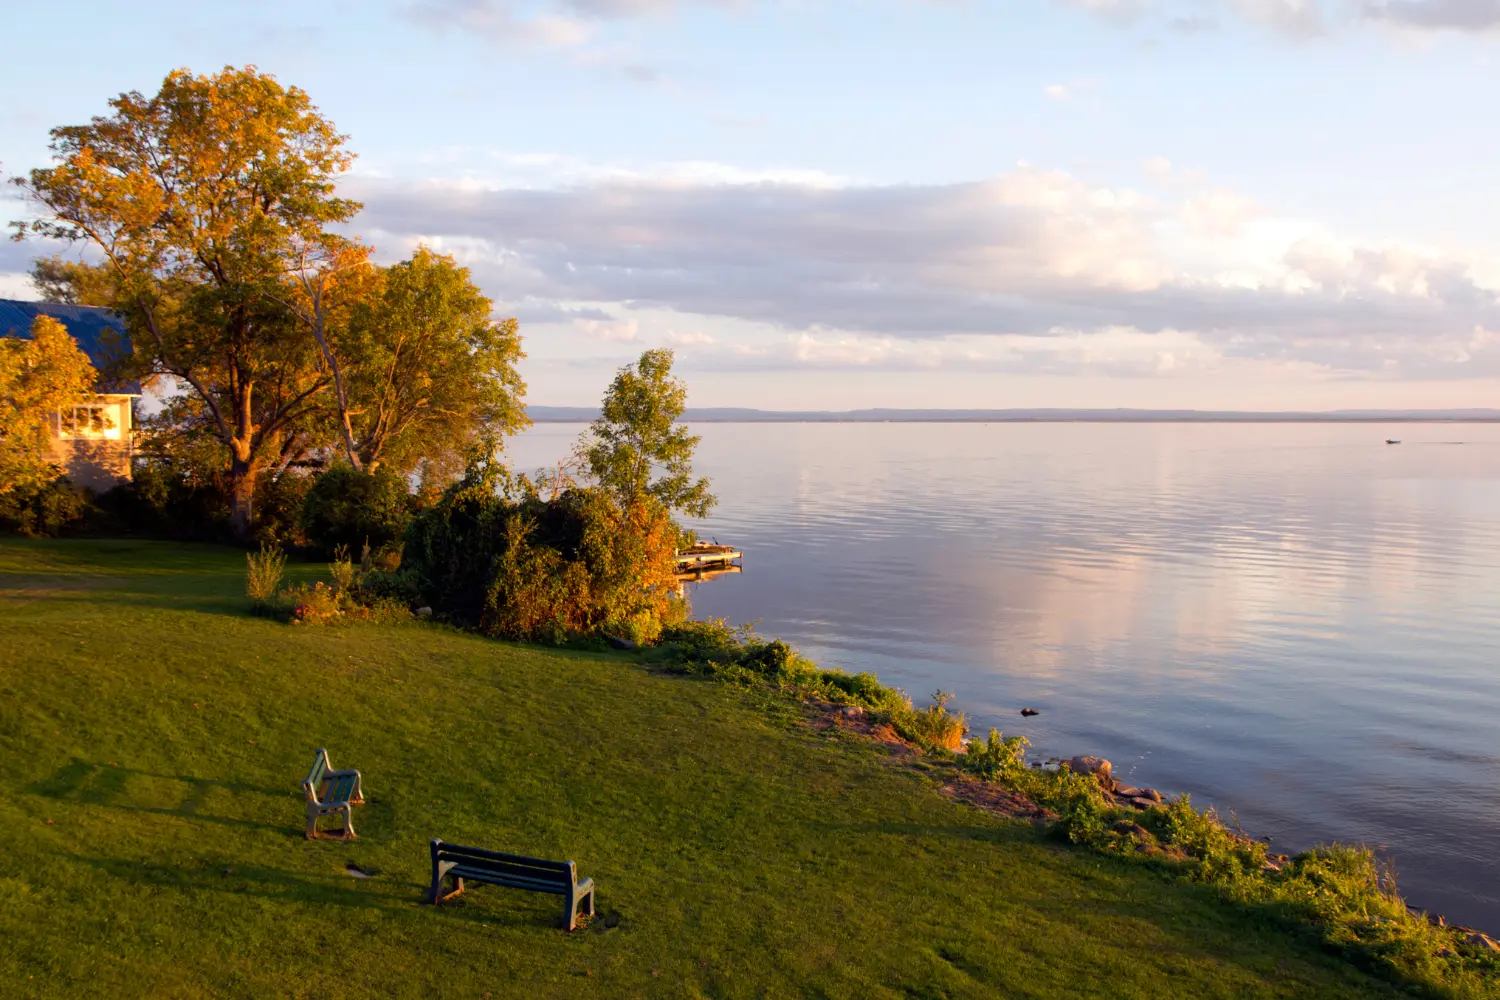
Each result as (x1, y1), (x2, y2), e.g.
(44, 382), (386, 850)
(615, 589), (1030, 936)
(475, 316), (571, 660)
(674, 542), (742, 572)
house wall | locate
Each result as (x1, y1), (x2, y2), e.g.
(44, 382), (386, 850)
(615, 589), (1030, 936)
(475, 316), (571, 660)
(49, 395), (134, 492)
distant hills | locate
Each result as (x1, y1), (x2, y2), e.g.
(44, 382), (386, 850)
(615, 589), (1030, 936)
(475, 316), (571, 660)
(528, 406), (1500, 423)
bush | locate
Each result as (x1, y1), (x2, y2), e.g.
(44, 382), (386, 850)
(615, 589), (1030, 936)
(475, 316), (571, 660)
(95, 462), (229, 540)
(252, 470), (313, 548)
(0, 477), (86, 537)
(301, 465), (415, 557)
(403, 462), (684, 645)
(245, 544), (287, 605)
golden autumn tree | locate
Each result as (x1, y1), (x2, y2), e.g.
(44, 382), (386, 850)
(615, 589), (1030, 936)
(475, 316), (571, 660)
(0, 315), (99, 496)
(13, 66), (361, 537)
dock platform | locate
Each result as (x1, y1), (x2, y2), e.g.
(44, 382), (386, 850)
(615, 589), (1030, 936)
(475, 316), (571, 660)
(674, 542), (742, 572)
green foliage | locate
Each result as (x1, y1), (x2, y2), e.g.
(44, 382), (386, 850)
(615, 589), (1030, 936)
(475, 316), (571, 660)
(581, 348), (715, 519)
(15, 65), (363, 536)
(300, 464), (414, 557)
(92, 461), (230, 541)
(655, 621), (971, 751)
(964, 729), (1033, 782)
(404, 457), (684, 644)
(0, 477), (86, 538)
(887, 690), (968, 751)
(0, 315), (99, 499)
(252, 470), (313, 548)
(341, 246), (529, 476)
(328, 544), (355, 595)
(952, 733), (1500, 995)
(244, 544), (287, 604)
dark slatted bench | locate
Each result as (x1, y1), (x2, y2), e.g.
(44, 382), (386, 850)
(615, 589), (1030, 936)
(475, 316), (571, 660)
(301, 748), (365, 840)
(428, 839), (596, 931)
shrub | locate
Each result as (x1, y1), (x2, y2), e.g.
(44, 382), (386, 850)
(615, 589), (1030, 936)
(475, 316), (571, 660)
(403, 461), (684, 644)
(245, 544), (288, 605)
(95, 462), (229, 540)
(963, 729), (1032, 782)
(0, 476), (86, 537)
(252, 470), (313, 548)
(328, 544), (355, 596)
(887, 690), (967, 751)
(301, 465), (414, 557)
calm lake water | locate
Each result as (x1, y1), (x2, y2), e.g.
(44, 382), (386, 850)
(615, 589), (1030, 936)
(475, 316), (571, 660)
(509, 421), (1500, 931)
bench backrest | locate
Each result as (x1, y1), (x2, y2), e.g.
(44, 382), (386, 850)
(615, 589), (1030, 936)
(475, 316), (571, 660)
(430, 839), (576, 890)
(303, 748), (331, 803)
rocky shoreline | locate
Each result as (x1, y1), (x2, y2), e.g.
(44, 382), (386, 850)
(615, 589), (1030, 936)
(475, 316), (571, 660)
(813, 702), (1500, 950)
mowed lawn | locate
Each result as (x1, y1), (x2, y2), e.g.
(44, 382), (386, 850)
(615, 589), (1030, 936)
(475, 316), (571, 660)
(0, 539), (1401, 999)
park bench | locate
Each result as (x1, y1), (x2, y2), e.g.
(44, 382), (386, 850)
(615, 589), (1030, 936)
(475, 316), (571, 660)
(427, 839), (596, 931)
(301, 748), (365, 840)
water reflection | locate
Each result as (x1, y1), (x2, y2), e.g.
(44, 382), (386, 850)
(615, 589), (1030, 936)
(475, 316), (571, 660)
(507, 421), (1500, 931)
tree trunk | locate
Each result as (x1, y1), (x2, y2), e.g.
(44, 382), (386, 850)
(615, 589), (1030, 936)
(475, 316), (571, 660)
(228, 456), (256, 541)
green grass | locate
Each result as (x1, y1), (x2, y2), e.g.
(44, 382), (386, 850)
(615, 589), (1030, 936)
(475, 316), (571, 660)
(0, 538), (1410, 999)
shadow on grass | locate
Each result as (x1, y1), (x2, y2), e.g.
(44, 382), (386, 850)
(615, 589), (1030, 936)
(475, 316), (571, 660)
(27, 759), (292, 834)
(77, 854), (579, 930)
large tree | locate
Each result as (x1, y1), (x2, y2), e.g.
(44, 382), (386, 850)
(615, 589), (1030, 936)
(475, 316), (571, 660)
(340, 247), (528, 476)
(13, 65), (360, 536)
(581, 348), (715, 519)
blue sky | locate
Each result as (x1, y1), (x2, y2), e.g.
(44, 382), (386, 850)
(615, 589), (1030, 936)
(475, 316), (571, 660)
(3, 0), (1500, 409)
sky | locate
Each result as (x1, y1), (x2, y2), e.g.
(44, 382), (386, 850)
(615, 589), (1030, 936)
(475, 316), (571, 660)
(3, 0), (1500, 410)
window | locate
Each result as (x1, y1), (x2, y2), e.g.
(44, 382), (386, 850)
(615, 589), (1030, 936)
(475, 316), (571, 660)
(58, 403), (120, 440)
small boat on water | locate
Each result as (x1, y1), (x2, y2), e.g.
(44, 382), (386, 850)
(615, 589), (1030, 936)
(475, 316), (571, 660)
(1386, 439), (1401, 445)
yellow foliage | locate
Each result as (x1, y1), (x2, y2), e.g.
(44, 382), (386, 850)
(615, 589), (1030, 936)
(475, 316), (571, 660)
(0, 316), (99, 496)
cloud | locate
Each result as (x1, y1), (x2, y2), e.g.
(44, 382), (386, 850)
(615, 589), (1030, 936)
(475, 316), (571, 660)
(405, 0), (735, 46)
(1360, 0), (1500, 30)
(1045, 83), (1073, 100)
(344, 163), (1500, 378)
(1056, 0), (1500, 35)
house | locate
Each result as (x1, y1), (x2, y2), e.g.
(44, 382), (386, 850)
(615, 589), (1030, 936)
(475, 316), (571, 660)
(0, 298), (140, 491)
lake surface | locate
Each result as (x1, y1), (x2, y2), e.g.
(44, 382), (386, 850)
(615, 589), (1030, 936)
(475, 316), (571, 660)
(509, 421), (1500, 931)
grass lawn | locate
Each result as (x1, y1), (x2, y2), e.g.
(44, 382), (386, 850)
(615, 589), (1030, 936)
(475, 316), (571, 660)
(0, 538), (1406, 999)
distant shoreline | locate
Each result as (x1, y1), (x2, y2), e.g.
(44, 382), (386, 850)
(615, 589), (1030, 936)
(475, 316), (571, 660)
(528, 405), (1500, 424)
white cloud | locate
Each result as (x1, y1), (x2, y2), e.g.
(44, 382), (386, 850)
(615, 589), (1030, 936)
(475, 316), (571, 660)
(1056, 0), (1500, 35)
(342, 161), (1500, 379)
(1045, 83), (1073, 100)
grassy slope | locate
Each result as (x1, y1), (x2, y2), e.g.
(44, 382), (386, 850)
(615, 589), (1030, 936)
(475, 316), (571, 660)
(0, 539), (1401, 1000)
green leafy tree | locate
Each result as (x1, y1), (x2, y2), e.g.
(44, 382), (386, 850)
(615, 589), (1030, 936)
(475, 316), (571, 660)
(12, 65), (360, 537)
(581, 348), (715, 519)
(342, 247), (528, 476)
(0, 315), (98, 496)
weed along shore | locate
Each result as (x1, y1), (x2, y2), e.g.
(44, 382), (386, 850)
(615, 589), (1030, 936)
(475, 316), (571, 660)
(0, 538), (1497, 999)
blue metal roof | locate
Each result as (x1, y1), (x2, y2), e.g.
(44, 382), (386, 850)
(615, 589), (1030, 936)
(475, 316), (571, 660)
(0, 298), (141, 394)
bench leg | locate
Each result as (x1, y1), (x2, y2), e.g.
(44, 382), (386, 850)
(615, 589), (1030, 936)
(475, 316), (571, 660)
(306, 804), (319, 840)
(339, 804), (356, 840)
(564, 887), (593, 932)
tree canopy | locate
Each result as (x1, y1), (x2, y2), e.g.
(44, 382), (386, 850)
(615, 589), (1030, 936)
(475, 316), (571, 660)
(0, 315), (99, 497)
(13, 66), (529, 536)
(582, 348), (715, 519)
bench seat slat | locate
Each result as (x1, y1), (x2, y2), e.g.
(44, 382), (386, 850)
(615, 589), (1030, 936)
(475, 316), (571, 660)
(435, 845), (570, 870)
(441, 857), (569, 881)
(448, 869), (568, 894)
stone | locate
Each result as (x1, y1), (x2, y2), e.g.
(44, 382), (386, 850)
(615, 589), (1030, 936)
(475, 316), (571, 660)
(415, 606), (433, 619)
(1068, 755), (1113, 789)
(1129, 796), (1160, 810)
(1467, 933), (1500, 952)
(605, 635), (640, 651)
(1115, 785), (1144, 798)
(1113, 820), (1150, 840)
(841, 706), (865, 719)
(1138, 787), (1163, 802)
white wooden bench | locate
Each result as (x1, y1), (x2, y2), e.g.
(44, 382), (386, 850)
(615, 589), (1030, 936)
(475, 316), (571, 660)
(302, 748), (365, 840)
